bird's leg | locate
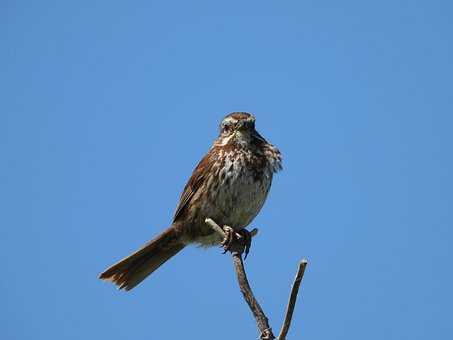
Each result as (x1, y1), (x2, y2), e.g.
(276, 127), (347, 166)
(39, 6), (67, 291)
(237, 228), (252, 259)
(221, 226), (252, 257)
(221, 226), (236, 254)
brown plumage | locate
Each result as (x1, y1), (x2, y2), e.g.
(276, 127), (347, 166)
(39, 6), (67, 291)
(99, 225), (184, 290)
(99, 112), (282, 290)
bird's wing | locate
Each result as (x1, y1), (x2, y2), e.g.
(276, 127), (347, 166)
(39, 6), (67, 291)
(172, 148), (215, 222)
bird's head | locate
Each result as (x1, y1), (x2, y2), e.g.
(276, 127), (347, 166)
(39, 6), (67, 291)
(218, 112), (266, 146)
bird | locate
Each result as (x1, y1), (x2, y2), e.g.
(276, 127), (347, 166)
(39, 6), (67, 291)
(99, 112), (282, 290)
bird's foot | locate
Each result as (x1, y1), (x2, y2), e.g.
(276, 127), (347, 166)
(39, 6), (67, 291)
(221, 226), (252, 258)
(260, 328), (274, 340)
(237, 228), (252, 259)
(221, 226), (236, 253)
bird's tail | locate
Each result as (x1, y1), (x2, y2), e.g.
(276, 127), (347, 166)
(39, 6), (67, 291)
(99, 225), (185, 291)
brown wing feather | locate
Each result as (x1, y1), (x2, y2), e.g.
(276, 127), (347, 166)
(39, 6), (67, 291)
(173, 148), (215, 222)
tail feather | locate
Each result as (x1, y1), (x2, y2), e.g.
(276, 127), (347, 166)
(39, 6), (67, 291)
(99, 226), (185, 291)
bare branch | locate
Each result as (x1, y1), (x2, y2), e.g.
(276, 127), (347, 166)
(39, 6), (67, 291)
(205, 218), (226, 237)
(232, 251), (275, 339)
(205, 218), (273, 339)
(205, 218), (258, 238)
(278, 259), (308, 340)
(205, 218), (307, 340)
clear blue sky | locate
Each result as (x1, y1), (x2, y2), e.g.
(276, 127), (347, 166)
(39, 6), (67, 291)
(2, 1), (452, 339)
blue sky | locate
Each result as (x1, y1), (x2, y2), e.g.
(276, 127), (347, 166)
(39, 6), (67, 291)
(2, 1), (452, 339)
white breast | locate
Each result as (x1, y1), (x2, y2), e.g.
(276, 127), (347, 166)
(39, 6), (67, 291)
(208, 149), (274, 229)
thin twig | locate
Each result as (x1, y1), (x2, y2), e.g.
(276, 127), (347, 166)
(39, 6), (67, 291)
(205, 218), (226, 237)
(232, 252), (275, 339)
(278, 259), (308, 340)
(205, 218), (273, 338)
(205, 218), (259, 238)
(205, 218), (307, 340)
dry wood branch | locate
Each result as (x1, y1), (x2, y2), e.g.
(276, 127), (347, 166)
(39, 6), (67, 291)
(205, 218), (307, 340)
(278, 259), (308, 340)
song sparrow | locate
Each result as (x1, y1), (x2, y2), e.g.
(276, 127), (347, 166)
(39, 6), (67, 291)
(99, 112), (282, 290)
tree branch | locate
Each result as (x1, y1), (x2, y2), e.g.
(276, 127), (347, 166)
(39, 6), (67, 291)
(278, 259), (308, 340)
(205, 218), (307, 339)
(232, 249), (275, 339)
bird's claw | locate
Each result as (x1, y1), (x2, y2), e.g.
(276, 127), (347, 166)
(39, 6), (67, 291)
(220, 226), (252, 258)
(221, 226), (236, 254)
(238, 229), (252, 259)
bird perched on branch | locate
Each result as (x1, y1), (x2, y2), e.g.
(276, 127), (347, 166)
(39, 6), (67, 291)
(99, 112), (282, 290)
